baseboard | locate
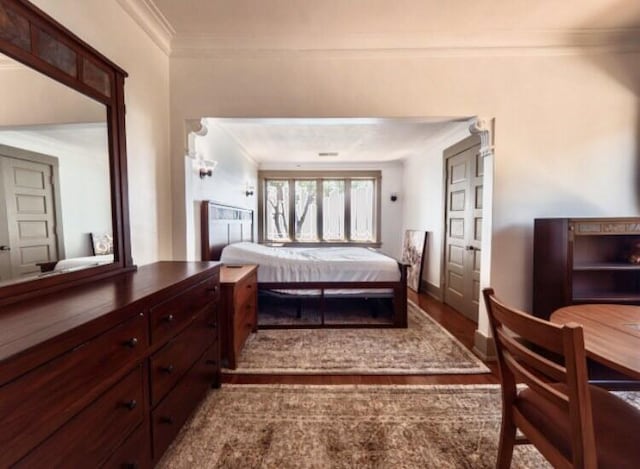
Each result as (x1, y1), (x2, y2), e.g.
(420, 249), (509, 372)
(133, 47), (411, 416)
(473, 329), (496, 361)
(421, 280), (442, 301)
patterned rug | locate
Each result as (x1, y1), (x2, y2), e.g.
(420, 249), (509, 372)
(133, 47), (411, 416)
(158, 384), (554, 468)
(227, 301), (490, 375)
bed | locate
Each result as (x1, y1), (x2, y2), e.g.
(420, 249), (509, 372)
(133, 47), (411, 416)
(201, 201), (408, 328)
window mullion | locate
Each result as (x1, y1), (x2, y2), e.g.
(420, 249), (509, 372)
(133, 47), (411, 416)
(345, 179), (352, 241)
(316, 178), (323, 241)
(288, 179), (295, 241)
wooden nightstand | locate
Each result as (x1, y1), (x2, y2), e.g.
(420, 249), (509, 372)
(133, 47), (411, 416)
(220, 264), (258, 369)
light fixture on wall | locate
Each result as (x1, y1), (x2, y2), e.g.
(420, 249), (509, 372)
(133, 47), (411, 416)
(245, 182), (255, 197)
(198, 160), (217, 179)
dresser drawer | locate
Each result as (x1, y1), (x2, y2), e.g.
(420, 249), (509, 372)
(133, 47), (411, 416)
(102, 423), (151, 469)
(150, 308), (216, 405)
(233, 296), (256, 353)
(152, 350), (217, 461)
(150, 276), (219, 345)
(0, 313), (148, 467)
(234, 271), (257, 310)
(16, 366), (145, 468)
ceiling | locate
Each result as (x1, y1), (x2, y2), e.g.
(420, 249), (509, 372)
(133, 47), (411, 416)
(208, 118), (472, 163)
(152, 0), (639, 37)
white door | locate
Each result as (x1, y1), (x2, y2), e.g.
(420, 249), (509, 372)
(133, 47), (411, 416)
(443, 136), (483, 321)
(0, 155), (58, 281)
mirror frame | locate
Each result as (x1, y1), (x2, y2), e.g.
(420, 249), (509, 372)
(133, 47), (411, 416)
(0, 0), (134, 305)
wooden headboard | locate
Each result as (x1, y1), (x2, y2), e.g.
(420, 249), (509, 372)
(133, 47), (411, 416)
(200, 202), (254, 261)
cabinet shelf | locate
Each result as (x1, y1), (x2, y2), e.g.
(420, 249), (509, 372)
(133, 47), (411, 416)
(572, 294), (640, 303)
(573, 263), (640, 271)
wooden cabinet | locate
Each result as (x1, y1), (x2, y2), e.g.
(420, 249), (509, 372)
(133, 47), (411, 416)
(220, 264), (258, 369)
(0, 261), (221, 467)
(533, 217), (640, 319)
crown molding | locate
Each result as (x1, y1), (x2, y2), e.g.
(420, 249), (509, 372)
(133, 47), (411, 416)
(171, 28), (640, 58)
(117, 0), (175, 55)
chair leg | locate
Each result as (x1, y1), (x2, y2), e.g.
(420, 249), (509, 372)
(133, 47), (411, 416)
(496, 413), (516, 469)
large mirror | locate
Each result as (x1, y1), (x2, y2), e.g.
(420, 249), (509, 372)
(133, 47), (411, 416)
(0, 0), (132, 304)
(0, 53), (113, 285)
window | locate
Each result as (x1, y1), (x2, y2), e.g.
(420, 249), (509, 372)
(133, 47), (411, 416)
(265, 180), (290, 241)
(260, 171), (381, 245)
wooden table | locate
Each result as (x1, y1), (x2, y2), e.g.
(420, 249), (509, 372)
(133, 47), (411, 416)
(551, 304), (640, 381)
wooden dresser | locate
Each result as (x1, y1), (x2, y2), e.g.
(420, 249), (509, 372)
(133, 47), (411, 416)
(220, 264), (258, 369)
(0, 261), (221, 468)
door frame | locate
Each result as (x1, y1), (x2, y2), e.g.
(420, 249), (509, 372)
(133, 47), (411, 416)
(0, 144), (65, 261)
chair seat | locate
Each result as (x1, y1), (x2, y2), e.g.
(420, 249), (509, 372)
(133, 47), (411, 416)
(517, 385), (640, 468)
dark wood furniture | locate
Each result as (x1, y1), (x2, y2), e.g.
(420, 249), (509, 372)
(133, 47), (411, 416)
(0, 0), (133, 305)
(533, 217), (640, 320)
(0, 261), (221, 467)
(201, 201), (409, 328)
(483, 287), (640, 469)
(220, 264), (258, 369)
(551, 304), (640, 382)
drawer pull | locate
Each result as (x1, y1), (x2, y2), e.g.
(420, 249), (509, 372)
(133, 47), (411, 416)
(160, 416), (174, 425)
(206, 359), (217, 366)
(208, 322), (217, 329)
(164, 314), (175, 323)
(208, 286), (219, 294)
(125, 337), (139, 348)
(161, 364), (174, 374)
(246, 284), (252, 289)
(123, 399), (137, 410)
(124, 463), (139, 469)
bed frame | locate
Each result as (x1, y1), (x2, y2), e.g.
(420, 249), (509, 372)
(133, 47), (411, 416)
(200, 201), (408, 328)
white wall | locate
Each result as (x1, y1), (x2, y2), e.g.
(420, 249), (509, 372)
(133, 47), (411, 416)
(170, 49), (640, 342)
(259, 160), (405, 259)
(32, 0), (172, 266)
(402, 124), (472, 290)
(0, 125), (111, 258)
(185, 122), (258, 260)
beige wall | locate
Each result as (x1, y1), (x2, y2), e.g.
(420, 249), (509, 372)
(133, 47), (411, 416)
(402, 124), (472, 291)
(25, 1), (640, 334)
(171, 50), (640, 323)
(32, 0), (172, 266)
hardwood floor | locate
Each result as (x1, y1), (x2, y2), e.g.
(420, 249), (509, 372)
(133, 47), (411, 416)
(222, 290), (499, 385)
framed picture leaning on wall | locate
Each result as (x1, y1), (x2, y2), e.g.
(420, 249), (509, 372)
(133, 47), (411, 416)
(402, 230), (428, 292)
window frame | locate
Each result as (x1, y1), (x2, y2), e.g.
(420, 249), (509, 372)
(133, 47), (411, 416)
(258, 170), (382, 247)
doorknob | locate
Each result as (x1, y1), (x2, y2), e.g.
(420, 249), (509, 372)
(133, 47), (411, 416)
(465, 246), (474, 251)
(0, 245), (10, 252)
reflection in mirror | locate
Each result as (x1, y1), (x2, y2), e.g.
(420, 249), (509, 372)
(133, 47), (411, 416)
(0, 53), (112, 286)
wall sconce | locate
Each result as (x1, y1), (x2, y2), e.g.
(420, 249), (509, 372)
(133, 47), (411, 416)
(245, 182), (255, 197)
(198, 160), (217, 179)
(390, 192), (399, 202)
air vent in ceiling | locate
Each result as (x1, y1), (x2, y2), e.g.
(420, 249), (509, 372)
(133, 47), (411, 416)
(318, 152), (339, 157)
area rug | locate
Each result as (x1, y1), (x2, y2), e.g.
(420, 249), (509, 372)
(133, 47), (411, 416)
(157, 384), (552, 469)
(226, 301), (490, 375)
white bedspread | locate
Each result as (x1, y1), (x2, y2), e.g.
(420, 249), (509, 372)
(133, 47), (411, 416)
(53, 254), (114, 272)
(220, 242), (400, 283)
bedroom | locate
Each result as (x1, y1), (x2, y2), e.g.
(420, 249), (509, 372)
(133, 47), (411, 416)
(0, 0), (639, 467)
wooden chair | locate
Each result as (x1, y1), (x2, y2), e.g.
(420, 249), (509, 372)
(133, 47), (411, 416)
(483, 288), (640, 469)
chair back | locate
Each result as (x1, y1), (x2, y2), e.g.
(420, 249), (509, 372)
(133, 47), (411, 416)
(482, 288), (597, 469)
